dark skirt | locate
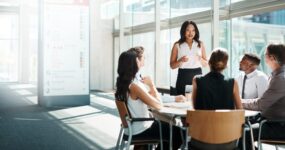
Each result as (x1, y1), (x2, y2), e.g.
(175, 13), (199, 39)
(176, 68), (202, 95)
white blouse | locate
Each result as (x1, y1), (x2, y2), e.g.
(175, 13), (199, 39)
(177, 41), (202, 69)
(125, 77), (153, 135)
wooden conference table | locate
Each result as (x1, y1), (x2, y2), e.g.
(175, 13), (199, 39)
(152, 101), (260, 150)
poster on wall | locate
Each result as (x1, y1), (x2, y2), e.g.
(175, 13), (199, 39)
(43, 0), (89, 96)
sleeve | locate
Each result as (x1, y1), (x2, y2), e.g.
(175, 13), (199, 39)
(175, 43), (180, 49)
(257, 74), (269, 98)
(242, 76), (285, 111)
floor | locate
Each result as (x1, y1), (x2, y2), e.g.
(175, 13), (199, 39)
(0, 83), (284, 150)
(0, 83), (120, 150)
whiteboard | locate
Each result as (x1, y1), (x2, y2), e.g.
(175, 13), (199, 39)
(43, 0), (89, 96)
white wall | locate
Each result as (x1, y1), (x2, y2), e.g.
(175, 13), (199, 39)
(90, 0), (114, 91)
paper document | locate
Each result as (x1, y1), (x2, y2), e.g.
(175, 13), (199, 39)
(158, 107), (187, 116)
(161, 95), (175, 103)
(163, 102), (192, 109)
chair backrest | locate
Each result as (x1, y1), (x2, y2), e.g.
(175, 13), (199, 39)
(186, 109), (245, 144)
(115, 99), (130, 128)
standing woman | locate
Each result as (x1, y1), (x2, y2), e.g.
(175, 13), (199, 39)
(170, 21), (207, 95)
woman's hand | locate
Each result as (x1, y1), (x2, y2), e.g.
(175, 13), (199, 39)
(175, 95), (186, 102)
(179, 55), (189, 62)
(171, 43), (189, 69)
(141, 76), (155, 88)
(141, 76), (161, 103)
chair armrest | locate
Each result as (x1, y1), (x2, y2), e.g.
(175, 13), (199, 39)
(259, 119), (285, 133)
(157, 87), (170, 95)
(261, 119), (285, 123)
(131, 117), (156, 122)
(260, 119), (285, 128)
(258, 118), (285, 149)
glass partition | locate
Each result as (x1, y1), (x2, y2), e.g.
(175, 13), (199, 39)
(113, 0), (285, 90)
(231, 9), (285, 77)
(160, 0), (212, 19)
(133, 32), (155, 79)
(124, 0), (155, 27)
(0, 14), (19, 82)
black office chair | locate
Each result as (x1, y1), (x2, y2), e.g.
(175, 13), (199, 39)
(258, 119), (285, 150)
(115, 100), (163, 150)
(170, 86), (177, 95)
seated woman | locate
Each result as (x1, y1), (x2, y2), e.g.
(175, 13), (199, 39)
(127, 46), (186, 102)
(192, 47), (242, 110)
(115, 47), (183, 150)
(190, 48), (243, 150)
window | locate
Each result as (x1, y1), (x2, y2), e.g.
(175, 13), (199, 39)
(114, 0), (285, 90)
(0, 14), (19, 82)
(230, 9), (285, 77)
(124, 0), (155, 27)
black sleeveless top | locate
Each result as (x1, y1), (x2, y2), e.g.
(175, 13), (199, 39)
(195, 71), (235, 110)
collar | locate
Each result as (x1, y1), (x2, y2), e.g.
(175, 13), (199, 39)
(135, 72), (142, 81)
(182, 40), (197, 46)
(271, 65), (285, 77)
(245, 69), (258, 79)
(208, 71), (224, 79)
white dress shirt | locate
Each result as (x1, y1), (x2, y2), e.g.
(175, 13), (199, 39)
(236, 69), (269, 99)
(176, 41), (202, 69)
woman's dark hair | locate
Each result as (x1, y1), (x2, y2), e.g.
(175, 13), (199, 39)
(267, 44), (285, 65)
(209, 48), (229, 72)
(115, 50), (139, 101)
(128, 46), (144, 60)
(177, 20), (201, 48)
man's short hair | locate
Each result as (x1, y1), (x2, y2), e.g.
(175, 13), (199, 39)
(244, 53), (261, 65)
(267, 44), (285, 65)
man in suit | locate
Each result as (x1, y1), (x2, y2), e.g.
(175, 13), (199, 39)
(242, 44), (285, 149)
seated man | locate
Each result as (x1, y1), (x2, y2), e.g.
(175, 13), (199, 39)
(242, 44), (285, 149)
(236, 53), (268, 99)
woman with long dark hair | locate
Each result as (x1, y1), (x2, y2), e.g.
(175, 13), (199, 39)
(128, 46), (186, 102)
(115, 48), (183, 150)
(170, 20), (208, 95)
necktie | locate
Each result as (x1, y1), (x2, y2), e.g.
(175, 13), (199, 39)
(241, 75), (247, 99)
